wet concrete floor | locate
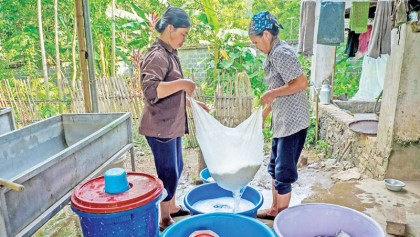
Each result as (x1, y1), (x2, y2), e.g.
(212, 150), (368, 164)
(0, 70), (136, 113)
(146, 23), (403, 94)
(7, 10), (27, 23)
(34, 152), (420, 237)
(252, 164), (420, 237)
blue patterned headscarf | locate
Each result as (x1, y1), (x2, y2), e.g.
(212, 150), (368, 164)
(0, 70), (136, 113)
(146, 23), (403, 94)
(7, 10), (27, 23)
(249, 11), (283, 35)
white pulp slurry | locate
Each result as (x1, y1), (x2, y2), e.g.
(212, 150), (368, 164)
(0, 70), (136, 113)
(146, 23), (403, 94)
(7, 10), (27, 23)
(192, 197), (255, 213)
(211, 164), (261, 193)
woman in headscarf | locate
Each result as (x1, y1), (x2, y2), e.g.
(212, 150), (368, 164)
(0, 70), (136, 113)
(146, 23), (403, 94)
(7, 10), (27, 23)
(248, 11), (310, 219)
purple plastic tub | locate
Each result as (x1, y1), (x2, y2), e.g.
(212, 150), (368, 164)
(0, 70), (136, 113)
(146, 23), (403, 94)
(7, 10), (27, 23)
(274, 203), (386, 237)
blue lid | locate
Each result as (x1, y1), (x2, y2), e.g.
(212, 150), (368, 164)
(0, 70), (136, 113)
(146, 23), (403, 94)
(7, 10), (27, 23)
(104, 168), (130, 194)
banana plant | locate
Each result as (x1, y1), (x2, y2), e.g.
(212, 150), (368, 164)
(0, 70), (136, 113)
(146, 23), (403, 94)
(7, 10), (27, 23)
(197, 0), (220, 78)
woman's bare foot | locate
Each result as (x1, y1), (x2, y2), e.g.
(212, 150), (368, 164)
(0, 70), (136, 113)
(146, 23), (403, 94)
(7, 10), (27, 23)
(170, 205), (181, 214)
(159, 217), (175, 231)
(256, 208), (278, 220)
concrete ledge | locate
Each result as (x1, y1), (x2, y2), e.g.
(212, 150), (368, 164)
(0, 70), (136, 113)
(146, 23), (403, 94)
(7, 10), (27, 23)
(333, 100), (381, 114)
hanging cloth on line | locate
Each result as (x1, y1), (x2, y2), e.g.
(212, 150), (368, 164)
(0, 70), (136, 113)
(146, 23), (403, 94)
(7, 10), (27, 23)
(351, 55), (388, 101)
(349, 1), (370, 34)
(358, 25), (372, 56)
(190, 98), (264, 193)
(298, 0), (316, 56)
(345, 30), (360, 58)
(367, 0), (392, 58)
(317, 1), (345, 46)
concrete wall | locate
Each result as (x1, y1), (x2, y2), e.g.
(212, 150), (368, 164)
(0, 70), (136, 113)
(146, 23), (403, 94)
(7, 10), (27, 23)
(318, 25), (420, 181)
(178, 45), (211, 82)
(318, 104), (387, 179)
(377, 25), (420, 180)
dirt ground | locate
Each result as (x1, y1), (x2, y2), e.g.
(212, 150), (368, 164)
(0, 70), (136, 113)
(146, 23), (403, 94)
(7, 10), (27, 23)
(35, 143), (420, 237)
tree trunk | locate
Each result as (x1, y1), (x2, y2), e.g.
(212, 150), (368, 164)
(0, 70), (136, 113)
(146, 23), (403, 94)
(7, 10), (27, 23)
(37, 0), (49, 100)
(54, 0), (64, 113)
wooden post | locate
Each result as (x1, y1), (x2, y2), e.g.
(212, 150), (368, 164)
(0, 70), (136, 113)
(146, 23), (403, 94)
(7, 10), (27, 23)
(315, 92), (319, 144)
(82, 0), (99, 112)
(74, 0), (92, 112)
(331, 46), (337, 99)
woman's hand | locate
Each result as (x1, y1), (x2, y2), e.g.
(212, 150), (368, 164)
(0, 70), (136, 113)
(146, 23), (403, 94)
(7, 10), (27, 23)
(156, 79), (196, 99)
(261, 90), (276, 106)
(180, 79), (196, 96)
(262, 105), (272, 128)
(196, 100), (210, 112)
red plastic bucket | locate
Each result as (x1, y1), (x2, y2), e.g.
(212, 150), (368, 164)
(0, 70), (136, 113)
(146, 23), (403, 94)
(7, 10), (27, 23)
(71, 172), (163, 237)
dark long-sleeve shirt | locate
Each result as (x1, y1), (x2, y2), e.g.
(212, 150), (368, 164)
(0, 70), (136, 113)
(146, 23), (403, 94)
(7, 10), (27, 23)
(139, 38), (188, 138)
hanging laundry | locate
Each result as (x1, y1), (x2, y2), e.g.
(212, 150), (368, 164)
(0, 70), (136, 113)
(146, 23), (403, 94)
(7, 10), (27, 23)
(358, 24), (372, 55)
(351, 55), (388, 101)
(349, 1), (370, 33)
(298, 0), (316, 56)
(367, 0), (392, 58)
(391, 0), (408, 28)
(345, 30), (360, 58)
(317, 1), (345, 46)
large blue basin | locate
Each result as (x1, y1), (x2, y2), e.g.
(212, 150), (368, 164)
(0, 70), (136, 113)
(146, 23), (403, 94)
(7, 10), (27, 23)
(161, 213), (276, 237)
(184, 182), (263, 218)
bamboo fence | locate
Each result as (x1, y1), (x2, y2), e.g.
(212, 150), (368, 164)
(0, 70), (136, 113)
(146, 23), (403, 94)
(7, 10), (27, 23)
(0, 77), (59, 126)
(214, 71), (254, 128)
(0, 73), (253, 149)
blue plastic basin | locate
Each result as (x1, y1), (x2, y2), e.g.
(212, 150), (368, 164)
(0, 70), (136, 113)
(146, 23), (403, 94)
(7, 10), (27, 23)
(274, 203), (386, 237)
(184, 182), (263, 218)
(199, 168), (213, 183)
(161, 213), (276, 237)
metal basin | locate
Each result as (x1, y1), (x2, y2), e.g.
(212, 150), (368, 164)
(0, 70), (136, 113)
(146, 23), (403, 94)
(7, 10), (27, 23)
(0, 113), (134, 237)
(384, 178), (406, 192)
(348, 119), (379, 136)
(0, 108), (16, 136)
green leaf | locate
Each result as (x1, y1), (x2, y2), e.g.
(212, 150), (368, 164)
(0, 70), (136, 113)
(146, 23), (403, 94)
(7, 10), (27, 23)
(58, 15), (72, 42)
(131, 3), (147, 20)
(116, 47), (130, 65)
(200, 0), (220, 33)
(195, 11), (209, 25)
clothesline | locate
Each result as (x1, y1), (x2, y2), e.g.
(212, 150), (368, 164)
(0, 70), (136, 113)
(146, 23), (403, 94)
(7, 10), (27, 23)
(298, 0), (393, 58)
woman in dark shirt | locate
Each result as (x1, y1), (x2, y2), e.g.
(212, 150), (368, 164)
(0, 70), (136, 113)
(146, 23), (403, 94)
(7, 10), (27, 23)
(139, 6), (208, 230)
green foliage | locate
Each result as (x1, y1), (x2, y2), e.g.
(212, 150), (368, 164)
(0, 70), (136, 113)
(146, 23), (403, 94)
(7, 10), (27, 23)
(252, 1), (300, 41)
(304, 110), (317, 149)
(315, 140), (330, 157)
(0, 0), (301, 81)
(200, 28), (266, 97)
(298, 54), (312, 79)
(333, 44), (363, 99)
(263, 113), (273, 142)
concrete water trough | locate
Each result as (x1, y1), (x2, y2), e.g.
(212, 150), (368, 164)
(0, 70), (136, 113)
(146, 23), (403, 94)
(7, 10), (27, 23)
(0, 108), (16, 136)
(0, 113), (135, 237)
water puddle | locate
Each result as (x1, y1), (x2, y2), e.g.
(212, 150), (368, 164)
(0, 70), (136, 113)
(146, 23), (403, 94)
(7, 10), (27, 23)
(302, 182), (375, 212)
